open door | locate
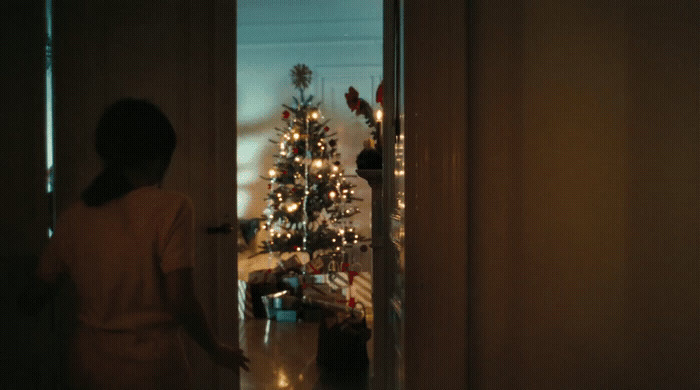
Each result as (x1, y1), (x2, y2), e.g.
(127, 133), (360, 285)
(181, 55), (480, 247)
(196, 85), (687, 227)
(52, 1), (239, 388)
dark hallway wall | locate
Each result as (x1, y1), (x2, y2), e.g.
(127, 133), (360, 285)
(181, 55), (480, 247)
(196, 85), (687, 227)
(467, 0), (699, 388)
(0, 2), (57, 388)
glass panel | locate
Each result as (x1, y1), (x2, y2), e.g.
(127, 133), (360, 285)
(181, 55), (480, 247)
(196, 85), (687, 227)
(236, 2), (382, 389)
(46, 0), (55, 234)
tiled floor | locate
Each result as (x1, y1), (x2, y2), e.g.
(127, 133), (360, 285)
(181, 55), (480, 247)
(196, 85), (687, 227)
(239, 318), (373, 390)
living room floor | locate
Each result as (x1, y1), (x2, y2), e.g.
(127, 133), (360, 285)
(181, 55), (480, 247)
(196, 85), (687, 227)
(239, 318), (373, 390)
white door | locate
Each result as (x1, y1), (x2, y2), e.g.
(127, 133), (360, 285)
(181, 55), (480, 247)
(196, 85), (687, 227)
(53, 1), (239, 388)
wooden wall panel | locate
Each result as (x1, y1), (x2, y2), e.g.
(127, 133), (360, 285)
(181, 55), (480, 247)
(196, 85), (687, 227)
(467, 0), (699, 388)
(404, 0), (468, 389)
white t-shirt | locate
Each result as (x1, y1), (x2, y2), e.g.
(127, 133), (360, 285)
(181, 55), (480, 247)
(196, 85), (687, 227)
(40, 186), (195, 389)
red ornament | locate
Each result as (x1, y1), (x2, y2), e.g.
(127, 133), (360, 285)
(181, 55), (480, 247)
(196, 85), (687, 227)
(324, 126), (330, 132)
(293, 148), (299, 154)
(348, 297), (356, 308)
(282, 110), (290, 119)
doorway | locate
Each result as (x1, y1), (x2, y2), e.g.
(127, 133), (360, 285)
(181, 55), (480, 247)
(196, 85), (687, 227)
(235, 1), (383, 389)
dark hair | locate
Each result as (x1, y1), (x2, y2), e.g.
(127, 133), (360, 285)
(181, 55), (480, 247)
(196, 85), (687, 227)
(81, 99), (176, 207)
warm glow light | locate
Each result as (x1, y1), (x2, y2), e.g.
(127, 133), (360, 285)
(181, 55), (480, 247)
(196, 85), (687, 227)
(287, 203), (298, 212)
(310, 111), (319, 120)
(293, 133), (300, 140)
(328, 191), (336, 199)
(376, 109), (383, 121)
(279, 142), (285, 150)
(269, 169), (276, 177)
(332, 165), (339, 172)
(277, 370), (290, 388)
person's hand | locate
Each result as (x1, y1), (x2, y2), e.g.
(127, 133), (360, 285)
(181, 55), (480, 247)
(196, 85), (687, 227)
(213, 343), (250, 372)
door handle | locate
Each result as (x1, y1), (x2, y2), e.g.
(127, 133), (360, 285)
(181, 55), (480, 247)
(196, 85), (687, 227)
(207, 223), (234, 235)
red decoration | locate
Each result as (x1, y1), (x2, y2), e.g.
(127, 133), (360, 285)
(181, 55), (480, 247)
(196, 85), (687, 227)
(344, 87), (361, 112)
(376, 81), (384, 106)
(348, 271), (359, 285)
(348, 297), (356, 308)
(309, 262), (322, 274)
(293, 148), (299, 154)
(341, 262), (359, 285)
(283, 110), (290, 119)
(324, 126), (330, 132)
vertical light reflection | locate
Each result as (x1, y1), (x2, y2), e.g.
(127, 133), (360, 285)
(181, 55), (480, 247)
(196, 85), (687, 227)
(263, 319), (271, 345)
(46, 0), (55, 236)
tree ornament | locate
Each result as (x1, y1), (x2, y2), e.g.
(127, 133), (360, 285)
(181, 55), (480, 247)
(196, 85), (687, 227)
(290, 63), (313, 90)
(283, 110), (290, 119)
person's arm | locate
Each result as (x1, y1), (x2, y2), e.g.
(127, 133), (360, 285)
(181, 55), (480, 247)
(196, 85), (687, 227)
(164, 267), (249, 371)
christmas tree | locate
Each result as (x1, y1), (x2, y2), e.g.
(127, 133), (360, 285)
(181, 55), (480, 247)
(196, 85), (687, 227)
(256, 64), (362, 273)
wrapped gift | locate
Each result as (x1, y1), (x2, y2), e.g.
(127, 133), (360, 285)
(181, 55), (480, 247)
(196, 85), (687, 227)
(248, 268), (277, 285)
(280, 273), (301, 295)
(278, 254), (303, 273)
(261, 290), (301, 320)
(249, 282), (278, 318)
(275, 309), (298, 322)
(303, 273), (328, 285)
